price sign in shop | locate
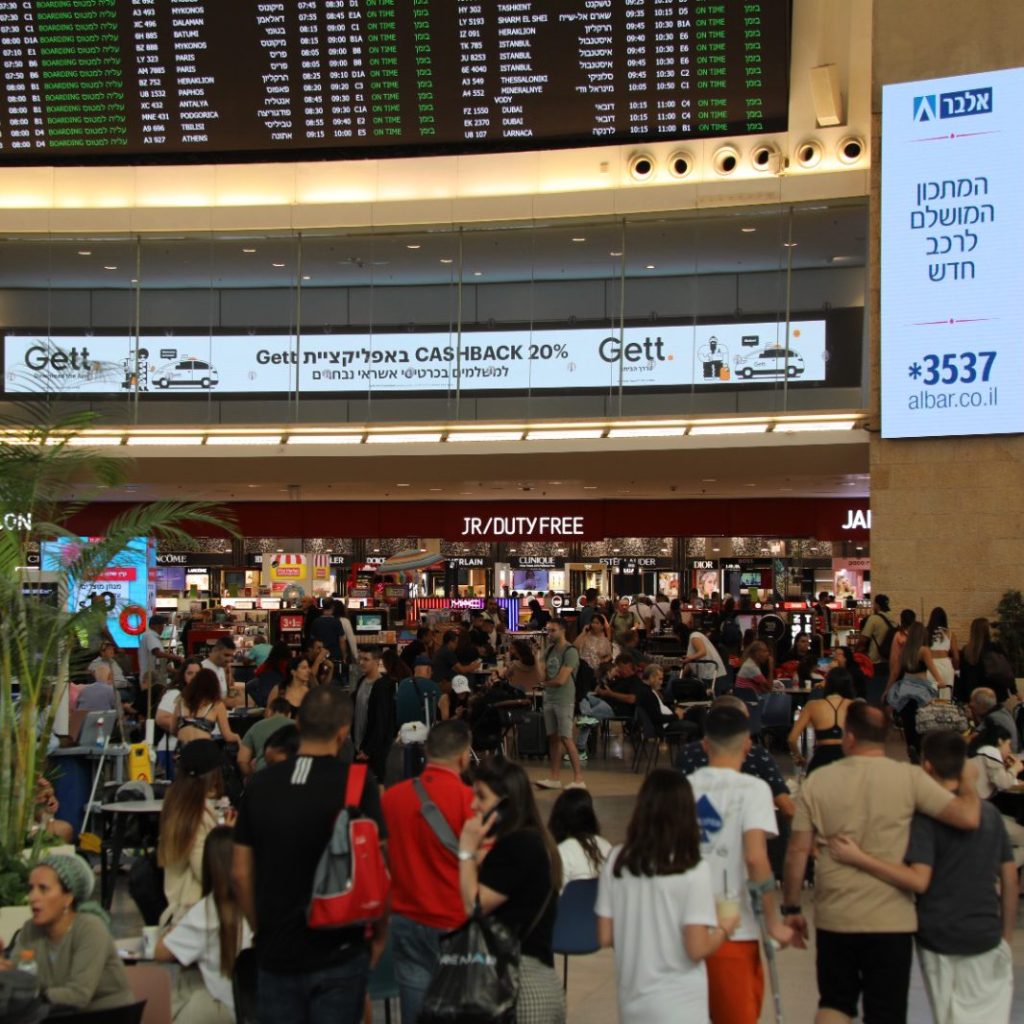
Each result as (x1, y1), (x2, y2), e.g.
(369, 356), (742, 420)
(881, 67), (1024, 438)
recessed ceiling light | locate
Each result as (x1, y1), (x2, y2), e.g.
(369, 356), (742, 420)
(745, 482), (757, 487)
(609, 250), (623, 257)
(548, 481), (563, 485)
(77, 250), (92, 256)
(741, 227), (757, 233)
(396, 483), (411, 487)
(272, 262), (286, 268)
(440, 258), (453, 264)
(644, 264), (656, 270)
(276, 548), (284, 553)
(572, 237), (586, 243)
(103, 265), (117, 271)
(301, 275), (311, 281)
(373, 548), (380, 553)
(406, 243), (421, 250)
(613, 548), (620, 553)
(701, 478), (717, 483)
(428, 487), (443, 492)
(712, 547), (721, 552)
(242, 248), (256, 254)
(130, 278), (138, 284)
(783, 242), (798, 248)
(473, 271), (483, 277)
(583, 485), (598, 490)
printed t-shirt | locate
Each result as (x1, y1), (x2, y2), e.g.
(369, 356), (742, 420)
(381, 763), (474, 930)
(233, 755), (386, 973)
(687, 765), (778, 941)
(792, 755), (953, 933)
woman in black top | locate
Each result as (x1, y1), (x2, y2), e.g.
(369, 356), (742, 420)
(458, 759), (565, 1024)
(958, 617), (1011, 704)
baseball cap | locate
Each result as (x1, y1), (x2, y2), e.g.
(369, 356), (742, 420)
(451, 675), (470, 694)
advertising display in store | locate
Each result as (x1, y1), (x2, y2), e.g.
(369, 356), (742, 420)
(881, 66), (1023, 438)
(40, 536), (155, 649)
(832, 558), (870, 601)
(3, 320), (827, 396)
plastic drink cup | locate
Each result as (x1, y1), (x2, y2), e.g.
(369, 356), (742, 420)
(142, 926), (160, 959)
(716, 892), (741, 925)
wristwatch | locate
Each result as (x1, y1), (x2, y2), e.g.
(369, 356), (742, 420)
(780, 904), (802, 916)
(457, 849), (475, 862)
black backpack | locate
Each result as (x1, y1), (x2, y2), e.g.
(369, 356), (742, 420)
(875, 617), (898, 662)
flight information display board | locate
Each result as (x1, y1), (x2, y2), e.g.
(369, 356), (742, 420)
(0, 0), (789, 162)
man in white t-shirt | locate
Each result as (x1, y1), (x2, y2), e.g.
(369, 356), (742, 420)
(138, 615), (181, 708)
(202, 636), (242, 707)
(688, 705), (793, 1024)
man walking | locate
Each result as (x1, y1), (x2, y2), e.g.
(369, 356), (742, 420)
(381, 720), (474, 1023)
(827, 730), (1016, 1024)
(859, 594), (899, 685)
(782, 703), (981, 1024)
(232, 687), (387, 1024)
(536, 617), (584, 790)
(688, 705), (792, 1023)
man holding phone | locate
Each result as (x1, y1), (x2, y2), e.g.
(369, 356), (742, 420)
(536, 618), (585, 791)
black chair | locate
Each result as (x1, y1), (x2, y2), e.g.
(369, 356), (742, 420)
(232, 947), (260, 1024)
(631, 707), (662, 774)
(45, 1002), (146, 1024)
(600, 709), (636, 759)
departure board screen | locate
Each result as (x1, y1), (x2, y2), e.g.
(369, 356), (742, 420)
(0, 1), (790, 162)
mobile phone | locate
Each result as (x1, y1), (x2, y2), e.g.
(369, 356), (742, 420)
(483, 797), (510, 829)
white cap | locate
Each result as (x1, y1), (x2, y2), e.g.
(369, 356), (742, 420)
(451, 675), (471, 694)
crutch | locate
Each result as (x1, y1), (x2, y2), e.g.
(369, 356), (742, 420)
(748, 876), (784, 1024)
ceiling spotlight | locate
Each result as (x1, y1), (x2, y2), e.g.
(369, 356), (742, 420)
(473, 271), (483, 276)
(406, 243), (421, 250)
(301, 275), (311, 281)
(77, 250), (92, 256)
(609, 250), (623, 257)
(103, 265), (117, 271)
(644, 264), (656, 270)
(572, 237), (586, 243)
(782, 242), (798, 248)
(741, 227), (756, 234)
(242, 248), (256, 254)
(272, 261), (286, 267)
(440, 258), (454, 264)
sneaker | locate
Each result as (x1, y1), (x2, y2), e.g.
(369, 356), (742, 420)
(566, 781), (588, 790)
(563, 751), (588, 763)
(576, 715), (600, 727)
(535, 778), (563, 790)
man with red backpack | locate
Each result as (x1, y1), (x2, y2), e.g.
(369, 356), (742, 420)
(232, 687), (387, 1024)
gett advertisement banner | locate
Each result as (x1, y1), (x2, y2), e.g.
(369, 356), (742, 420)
(2, 320), (827, 395)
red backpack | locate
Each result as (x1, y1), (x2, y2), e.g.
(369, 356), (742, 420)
(307, 764), (391, 930)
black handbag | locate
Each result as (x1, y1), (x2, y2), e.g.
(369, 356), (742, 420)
(419, 908), (521, 1024)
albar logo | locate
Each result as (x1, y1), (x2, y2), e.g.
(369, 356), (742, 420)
(913, 87), (992, 123)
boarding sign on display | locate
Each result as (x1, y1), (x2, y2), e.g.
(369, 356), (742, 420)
(881, 67), (1024, 438)
(2, 320), (827, 396)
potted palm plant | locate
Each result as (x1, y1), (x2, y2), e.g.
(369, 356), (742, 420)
(0, 402), (233, 935)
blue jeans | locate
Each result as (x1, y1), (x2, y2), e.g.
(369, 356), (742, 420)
(577, 694), (615, 750)
(258, 951), (370, 1024)
(391, 913), (444, 1024)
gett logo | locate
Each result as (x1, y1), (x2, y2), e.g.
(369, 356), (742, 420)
(24, 344), (92, 372)
(598, 336), (670, 363)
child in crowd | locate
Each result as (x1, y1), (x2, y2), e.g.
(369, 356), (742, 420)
(596, 769), (736, 1024)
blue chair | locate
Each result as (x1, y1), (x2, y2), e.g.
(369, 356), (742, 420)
(368, 936), (400, 1023)
(551, 877), (601, 990)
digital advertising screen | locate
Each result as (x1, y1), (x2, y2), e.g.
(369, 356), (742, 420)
(0, 1), (789, 163)
(881, 66), (1024, 438)
(2, 320), (828, 396)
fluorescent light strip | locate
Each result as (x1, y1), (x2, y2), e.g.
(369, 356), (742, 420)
(365, 432), (443, 444)
(607, 427), (688, 439)
(64, 436), (124, 446)
(126, 435), (205, 446)
(688, 424), (768, 436)
(447, 431), (523, 442)
(525, 429), (604, 440)
(773, 421), (858, 433)
(205, 435), (283, 446)
(285, 434), (364, 445)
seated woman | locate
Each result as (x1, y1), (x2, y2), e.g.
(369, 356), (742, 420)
(969, 719), (1024, 864)
(159, 742), (229, 926)
(438, 674), (472, 721)
(886, 622), (943, 757)
(548, 788), (611, 888)
(2, 854), (133, 1013)
(264, 655), (313, 720)
(496, 639), (543, 692)
(157, 826), (252, 1023)
(733, 641), (773, 701)
(175, 668), (241, 748)
(788, 668), (856, 774)
(246, 641), (292, 707)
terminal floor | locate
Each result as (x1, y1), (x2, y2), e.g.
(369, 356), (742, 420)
(110, 737), (1024, 1023)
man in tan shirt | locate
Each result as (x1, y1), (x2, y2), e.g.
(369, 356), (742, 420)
(782, 703), (980, 1024)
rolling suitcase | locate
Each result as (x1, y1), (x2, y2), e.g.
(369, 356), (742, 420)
(515, 710), (548, 758)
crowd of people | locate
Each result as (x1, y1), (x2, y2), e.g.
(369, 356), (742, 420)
(4, 590), (1021, 1024)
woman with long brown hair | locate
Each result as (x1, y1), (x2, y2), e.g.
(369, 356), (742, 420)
(157, 826), (252, 1022)
(958, 617), (1011, 703)
(458, 759), (564, 1024)
(175, 667), (241, 747)
(595, 769), (734, 1023)
(158, 742), (228, 926)
(264, 655), (313, 719)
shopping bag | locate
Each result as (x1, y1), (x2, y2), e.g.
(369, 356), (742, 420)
(419, 909), (520, 1024)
